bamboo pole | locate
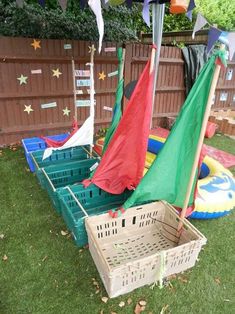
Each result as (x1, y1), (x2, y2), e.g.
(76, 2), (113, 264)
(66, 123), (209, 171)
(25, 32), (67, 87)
(177, 61), (222, 234)
(150, 46), (157, 74)
(120, 48), (126, 82)
(71, 58), (77, 121)
(120, 46), (126, 113)
(151, 3), (165, 128)
(89, 44), (95, 157)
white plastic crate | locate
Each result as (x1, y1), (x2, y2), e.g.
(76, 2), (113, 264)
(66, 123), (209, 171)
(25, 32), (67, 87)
(85, 201), (207, 298)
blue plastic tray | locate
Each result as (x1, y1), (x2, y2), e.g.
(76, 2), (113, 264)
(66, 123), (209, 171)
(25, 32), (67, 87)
(22, 133), (68, 172)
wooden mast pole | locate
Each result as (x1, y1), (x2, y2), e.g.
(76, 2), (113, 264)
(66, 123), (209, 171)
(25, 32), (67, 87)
(89, 44), (95, 157)
(71, 58), (77, 121)
(177, 58), (222, 234)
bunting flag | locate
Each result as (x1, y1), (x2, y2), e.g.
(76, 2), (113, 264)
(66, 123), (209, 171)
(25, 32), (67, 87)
(118, 51), (226, 216)
(186, 0), (196, 21)
(80, 0), (87, 9)
(88, 0), (104, 53)
(227, 32), (235, 61)
(207, 27), (222, 53)
(102, 48), (123, 155)
(83, 47), (156, 194)
(126, 0), (133, 8)
(142, 0), (151, 27)
(42, 116), (94, 160)
(192, 13), (208, 39)
(219, 31), (229, 46)
(58, 0), (68, 12)
(16, 0), (24, 8)
(38, 0), (45, 7)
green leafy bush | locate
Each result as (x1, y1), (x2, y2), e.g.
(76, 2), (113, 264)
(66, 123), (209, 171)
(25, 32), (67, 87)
(0, 0), (233, 41)
(0, 1), (140, 41)
(195, 0), (235, 31)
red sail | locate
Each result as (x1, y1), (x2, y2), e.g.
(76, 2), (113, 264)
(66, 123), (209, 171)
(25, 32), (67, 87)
(83, 53), (155, 194)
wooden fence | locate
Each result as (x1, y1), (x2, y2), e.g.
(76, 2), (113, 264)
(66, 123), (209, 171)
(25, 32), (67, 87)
(0, 36), (234, 145)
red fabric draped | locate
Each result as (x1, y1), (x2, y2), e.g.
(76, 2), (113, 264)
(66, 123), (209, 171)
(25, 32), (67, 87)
(83, 54), (155, 194)
(41, 120), (78, 148)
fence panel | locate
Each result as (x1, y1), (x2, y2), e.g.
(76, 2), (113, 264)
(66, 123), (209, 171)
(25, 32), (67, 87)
(0, 36), (234, 145)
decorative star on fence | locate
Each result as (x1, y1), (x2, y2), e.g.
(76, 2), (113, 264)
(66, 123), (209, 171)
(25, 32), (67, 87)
(98, 71), (106, 80)
(63, 107), (71, 116)
(17, 74), (28, 85)
(31, 39), (41, 50)
(24, 105), (34, 115)
(88, 45), (96, 54)
(52, 68), (62, 78)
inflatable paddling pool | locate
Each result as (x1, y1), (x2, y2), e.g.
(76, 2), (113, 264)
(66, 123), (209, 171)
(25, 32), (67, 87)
(95, 136), (235, 219)
(147, 135), (235, 219)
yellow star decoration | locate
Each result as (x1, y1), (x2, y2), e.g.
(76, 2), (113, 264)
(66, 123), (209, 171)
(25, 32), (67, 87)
(17, 74), (28, 85)
(62, 107), (71, 116)
(88, 46), (96, 54)
(31, 39), (41, 50)
(52, 68), (62, 78)
(98, 71), (106, 81)
(24, 105), (34, 115)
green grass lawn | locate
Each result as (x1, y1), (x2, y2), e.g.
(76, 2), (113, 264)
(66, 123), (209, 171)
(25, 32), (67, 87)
(0, 134), (235, 314)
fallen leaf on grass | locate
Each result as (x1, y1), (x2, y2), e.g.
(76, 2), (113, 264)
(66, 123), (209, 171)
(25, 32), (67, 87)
(215, 278), (221, 285)
(134, 303), (145, 314)
(2, 255), (8, 261)
(167, 274), (177, 281)
(95, 289), (100, 294)
(160, 305), (169, 314)
(42, 256), (48, 262)
(61, 230), (68, 236)
(101, 296), (109, 303)
(127, 298), (132, 305)
(178, 276), (188, 283)
(111, 312), (117, 314)
(0, 234), (5, 240)
(224, 299), (230, 302)
(119, 301), (125, 307)
(167, 281), (175, 293)
(139, 300), (147, 306)
(100, 310), (104, 314)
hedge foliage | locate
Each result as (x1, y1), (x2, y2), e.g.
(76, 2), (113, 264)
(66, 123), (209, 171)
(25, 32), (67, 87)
(1, 1), (232, 42)
(0, 0), (194, 41)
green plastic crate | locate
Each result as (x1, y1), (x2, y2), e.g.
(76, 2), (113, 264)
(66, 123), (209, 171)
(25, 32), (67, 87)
(41, 158), (100, 214)
(31, 146), (99, 186)
(59, 184), (132, 247)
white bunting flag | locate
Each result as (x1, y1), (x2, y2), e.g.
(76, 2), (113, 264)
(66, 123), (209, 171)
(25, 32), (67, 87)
(58, 0), (68, 12)
(227, 32), (235, 61)
(88, 0), (104, 53)
(192, 13), (208, 39)
(16, 0), (24, 7)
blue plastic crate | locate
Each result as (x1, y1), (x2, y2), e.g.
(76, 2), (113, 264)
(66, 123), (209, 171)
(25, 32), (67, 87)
(59, 184), (132, 247)
(22, 133), (69, 172)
